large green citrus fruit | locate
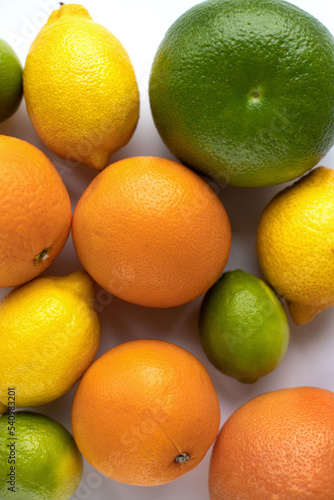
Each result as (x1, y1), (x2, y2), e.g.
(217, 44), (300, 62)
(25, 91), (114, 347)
(199, 270), (289, 383)
(149, 0), (334, 187)
(0, 411), (83, 499)
(0, 39), (22, 123)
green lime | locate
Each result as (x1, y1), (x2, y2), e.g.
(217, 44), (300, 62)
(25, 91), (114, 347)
(0, 39), (23, 123)
(149, 0), (334, 187)
(0, 411), (83, 499)
(199, 270), (289, 383)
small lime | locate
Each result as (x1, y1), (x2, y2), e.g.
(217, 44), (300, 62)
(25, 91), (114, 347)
(0, 39), (23, 123)
(199, 270), (289, 383)
(0, 411), (83, 499)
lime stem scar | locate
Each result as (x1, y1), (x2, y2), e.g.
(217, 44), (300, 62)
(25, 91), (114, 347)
(253, 92), (259, 98)
(174, 452), (191, 463)
(34, 248), (51, 266)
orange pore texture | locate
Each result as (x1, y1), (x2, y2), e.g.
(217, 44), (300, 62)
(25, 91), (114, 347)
(72, 156), (231, 307)
(209, 386), (334, 500)
(71, 339), (221, 486)
(0, 135), (72, 287)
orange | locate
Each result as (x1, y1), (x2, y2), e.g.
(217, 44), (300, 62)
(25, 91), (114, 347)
(72, 156), (231, 308)
(71, 339), (220, 486)
(0, 135), (72, 287)
(209, 386), (334, 500)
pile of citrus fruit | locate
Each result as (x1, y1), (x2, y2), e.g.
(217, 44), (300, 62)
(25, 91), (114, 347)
(0, 0), (334, 499)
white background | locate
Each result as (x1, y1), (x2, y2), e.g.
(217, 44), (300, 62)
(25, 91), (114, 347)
(1, 1), (334, 499)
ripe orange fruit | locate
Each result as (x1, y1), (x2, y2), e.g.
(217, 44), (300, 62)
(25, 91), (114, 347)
(72, 156), (231, 308)
(0, 135), (72, 287)
(71, 339), (220, 486)
(209, 386), (334, 500)
(149, 0), (334, 187)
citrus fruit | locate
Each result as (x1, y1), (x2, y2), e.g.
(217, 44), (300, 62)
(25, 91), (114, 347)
(0, 271), (100, 409)
(71, 339), (220, 486)
(209, 386), (334, 499)
(72, 156), (231, 308)
(0, 39), (22, 123)
(23, 4), (139, 171)
(149, 0), (334, 187)
(0, 135), (72, 288)
(199, 269), (289, 383)
(0, 411), (83, 499)
(257, 166), (334, 324)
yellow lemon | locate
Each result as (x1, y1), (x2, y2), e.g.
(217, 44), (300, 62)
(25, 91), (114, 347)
(23, 4), (139, 170)
(0, 271), (100, 408)
(257, 167), (334, 324)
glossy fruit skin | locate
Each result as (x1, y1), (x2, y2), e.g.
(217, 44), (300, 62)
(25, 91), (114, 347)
(0, 412), (83, 500)
(0, 135), (72, 287)
(149, 0), (334, 187)
(23, 4), (139, 170)
(0, 39), (23, 123)
(0, 271), (100, 408)
(72, 339), (220, 486)
(209, 387), (334, 500)
(72, 156), (231, 308)
(199, 270), (289, 383)
(257, 167), (334, 324)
